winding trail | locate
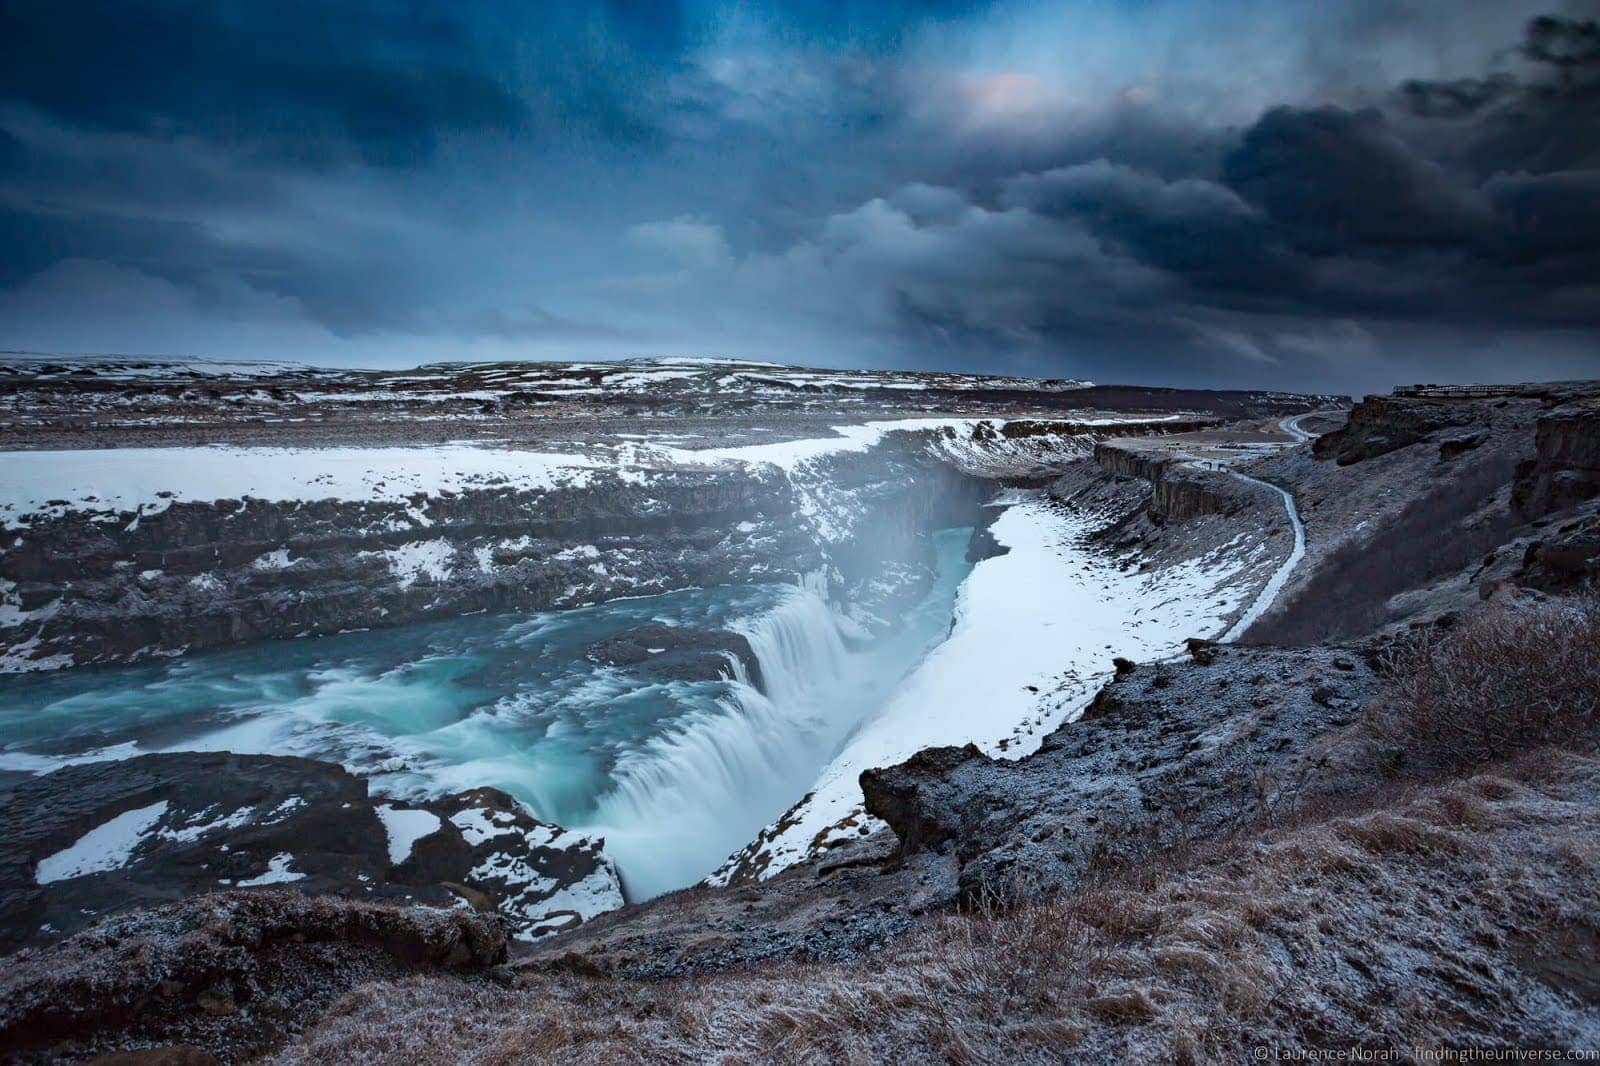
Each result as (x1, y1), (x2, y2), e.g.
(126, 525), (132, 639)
(1211, 409), (1335, 641)
(1218, 470), (1306, 642)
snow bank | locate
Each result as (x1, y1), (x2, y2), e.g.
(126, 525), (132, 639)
(0, 445), (608, 528)
(728, 494), (1265, 878)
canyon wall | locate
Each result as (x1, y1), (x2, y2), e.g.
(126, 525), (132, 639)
(1092, 441), (1248, 523)
(1512, 400), (1600, 520)
(0, 432), (1011, 672)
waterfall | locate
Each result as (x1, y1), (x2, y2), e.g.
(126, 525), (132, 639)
(729, 576), (852, 706)
(582, 578), (863, 899)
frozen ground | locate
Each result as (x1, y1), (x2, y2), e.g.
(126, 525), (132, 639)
(0, 414), (1169, 533)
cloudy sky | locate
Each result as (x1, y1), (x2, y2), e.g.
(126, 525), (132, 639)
(1, 1), (1596, 391)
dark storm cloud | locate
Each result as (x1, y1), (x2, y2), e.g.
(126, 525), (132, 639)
(789, 93), (1597, 379)
(0, 1), (530, 168)
(1222, 108), (1492, 250)
(0, 0), (1596, 390)
(1397, 13), (1600, 174)
(710, 10), (1600, 387)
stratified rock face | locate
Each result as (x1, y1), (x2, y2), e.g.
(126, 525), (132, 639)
(857, 645), (1381, 904)
(0, 467), (816, 673)
(0, 753), (621, 953)
(1092, 441), (1248, 523)
(1512, 401), (1600, 520)
(1313, 396), (1479, 465)
(0, 890), (507, 1063)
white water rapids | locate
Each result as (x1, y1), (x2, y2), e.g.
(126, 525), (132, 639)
(585, 550), (971, 899)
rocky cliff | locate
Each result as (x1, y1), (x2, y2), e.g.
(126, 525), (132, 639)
(1312, 395), (1480, 465)
(1512, 400), (1600, 520)
(0, 437), (1002, 672)
(1092, 440), (1249, 523)
(0, 752), (622, 954)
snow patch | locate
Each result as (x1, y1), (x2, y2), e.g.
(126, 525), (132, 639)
(36, 801), (169, 883)
(237, 852), (306, 886)
(376, 805), (442, 865)
(251, 548), (297, 570)
(364, 540), (454, 589)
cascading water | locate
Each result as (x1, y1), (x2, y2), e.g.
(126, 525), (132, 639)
(0, 530), (975, 902)
(733, 575), (852, 707)
(582, 578), (863, 898)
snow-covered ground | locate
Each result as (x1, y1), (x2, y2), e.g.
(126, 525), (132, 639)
(0, 445), (611, 529)
(713, 492), (1272, 881)
(0, 416), (1165, 531)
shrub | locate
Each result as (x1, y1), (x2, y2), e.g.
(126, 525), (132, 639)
(1362, 591), (1600, 772)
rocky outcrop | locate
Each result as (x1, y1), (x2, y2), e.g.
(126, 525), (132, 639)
(859, 744), (987, 852)
(0, 752), (621, 953)
(856, 645), (1380, 904)
(1313, 395), (1479, 465)
(583, 624), (763, 690)
(1515, 505), (1600, 589)
(425, 789), (623, 941)
(1512, 401), (1600, 520)
(0, 890), (506, 1063)
(1092, 441), (1248, 523)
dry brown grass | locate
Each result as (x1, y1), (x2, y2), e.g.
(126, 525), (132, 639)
(271, 751), (1600, 1064)
(1363, 590), (1600, 773)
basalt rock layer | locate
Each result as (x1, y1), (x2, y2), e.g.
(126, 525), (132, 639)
(1512, 400), (1600, 520)
(1092, 441), (1250, 523)
(0, 752), (620, 953)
